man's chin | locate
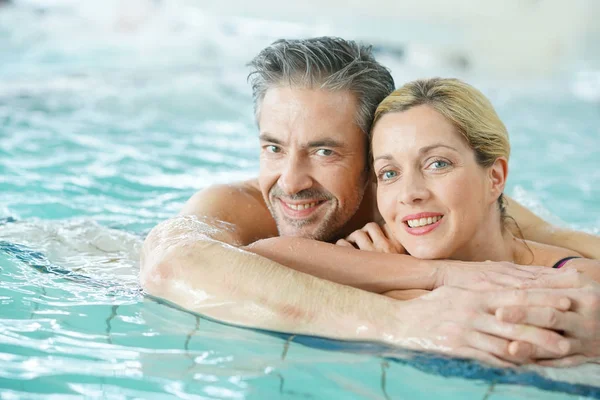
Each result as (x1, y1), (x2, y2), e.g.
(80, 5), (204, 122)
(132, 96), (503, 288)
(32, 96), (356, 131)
(277, 223), (333, 241)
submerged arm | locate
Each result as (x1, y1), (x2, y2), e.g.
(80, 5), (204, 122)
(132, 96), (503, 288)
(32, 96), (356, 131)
(507, 196), (600, 259)
(141, 215), (388, 340)
(139, 182), (421, 339)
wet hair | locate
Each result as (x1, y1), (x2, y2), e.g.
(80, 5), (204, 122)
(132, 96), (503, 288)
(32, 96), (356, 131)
(247, 37), (395, 137)
(373, 78), (511, 220)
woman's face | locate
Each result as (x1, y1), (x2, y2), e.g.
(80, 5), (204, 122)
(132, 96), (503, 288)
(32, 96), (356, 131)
(372, 104), (500, 260)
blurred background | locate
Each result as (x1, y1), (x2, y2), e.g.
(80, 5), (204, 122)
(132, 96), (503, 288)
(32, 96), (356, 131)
(1, 0), (599, 231)
(1, 2), (599, 398)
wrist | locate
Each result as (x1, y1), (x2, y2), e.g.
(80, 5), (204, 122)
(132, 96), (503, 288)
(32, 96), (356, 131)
(376, 296), (415, 346)
(390, 255), (440, 291)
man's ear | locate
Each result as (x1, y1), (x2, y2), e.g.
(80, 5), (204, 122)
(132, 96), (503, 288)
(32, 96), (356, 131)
(489, 157), (508, 202)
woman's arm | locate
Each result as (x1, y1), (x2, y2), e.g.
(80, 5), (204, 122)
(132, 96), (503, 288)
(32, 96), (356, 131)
(506, 196), (600, 259)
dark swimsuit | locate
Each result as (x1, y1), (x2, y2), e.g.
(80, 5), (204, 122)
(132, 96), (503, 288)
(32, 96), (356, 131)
(551, 256), (580, 269)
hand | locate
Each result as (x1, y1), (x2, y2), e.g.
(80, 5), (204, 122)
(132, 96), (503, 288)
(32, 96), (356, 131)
(382, 286), (572, 367)
(336, 222), (405, 254)
(436, 260), (575, 291)
(496, 270), (600, 366)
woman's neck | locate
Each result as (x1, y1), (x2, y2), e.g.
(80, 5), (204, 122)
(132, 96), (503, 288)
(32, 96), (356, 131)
(449, 208), (518, 263)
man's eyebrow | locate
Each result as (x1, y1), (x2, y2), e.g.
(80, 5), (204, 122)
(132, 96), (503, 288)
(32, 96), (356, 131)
(259, 133), (283, 145)
(373, 144), (459, 162)
(258, 134), (344, 149)
(306, 138), (344, 148)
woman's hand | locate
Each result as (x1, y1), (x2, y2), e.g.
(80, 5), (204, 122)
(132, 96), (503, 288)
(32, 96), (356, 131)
(496, 269), (600, 366)
(336, 222), (405, 253)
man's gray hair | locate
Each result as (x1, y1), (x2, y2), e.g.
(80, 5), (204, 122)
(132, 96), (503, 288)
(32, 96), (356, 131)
(248, 37), (395, 137)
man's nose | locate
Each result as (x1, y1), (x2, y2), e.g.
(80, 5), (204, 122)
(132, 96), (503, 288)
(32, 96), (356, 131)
(398, 170), (430, 205)
(278, 155), (313, 195)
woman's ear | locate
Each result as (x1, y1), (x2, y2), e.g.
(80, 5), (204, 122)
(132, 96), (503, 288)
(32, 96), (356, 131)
(489, 157), (508, 201)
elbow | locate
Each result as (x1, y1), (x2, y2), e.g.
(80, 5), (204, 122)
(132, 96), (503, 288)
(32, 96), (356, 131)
(139, 247), (171, 297)
(139, 220), (181, 296)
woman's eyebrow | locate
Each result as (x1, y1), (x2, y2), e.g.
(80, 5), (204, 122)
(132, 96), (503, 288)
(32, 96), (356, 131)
(374, 143), (459, 163)
(419, 143), (459, 154)
(373, 154), (393, 162)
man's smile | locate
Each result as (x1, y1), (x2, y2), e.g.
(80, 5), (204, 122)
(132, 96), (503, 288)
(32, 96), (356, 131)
(279, 199), (327, 219)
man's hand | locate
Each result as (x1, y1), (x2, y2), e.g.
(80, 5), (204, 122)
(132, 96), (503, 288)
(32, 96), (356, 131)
(383, 286), (573, 367)
(496, 270), (600, 366)
(336, 222), (405, 254)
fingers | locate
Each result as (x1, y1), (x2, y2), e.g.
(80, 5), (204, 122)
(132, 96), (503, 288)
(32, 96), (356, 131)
(507, 341), (571, 361)
(537, 355), (589, 367)
(480, 271), (538, 289)
(465, 331), (532, 364)
(343, 223), (399, 253)
(361, 223), (397, 253)
(472, 314), (570, 356)
(518, 269), (585, 290)
(496, 306), (583, 336)
(485, 290), (571, 312)
(529, 338), (582, 360)
(507, 341), (534, 360)
(335, 239), (356, 248)
(512, 264), (563, 275)
(345, 230), (376, 251)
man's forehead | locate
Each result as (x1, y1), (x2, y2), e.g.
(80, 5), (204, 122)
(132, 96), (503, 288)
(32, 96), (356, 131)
(260, 87), (357, 119)
(258, 87), (363, 143)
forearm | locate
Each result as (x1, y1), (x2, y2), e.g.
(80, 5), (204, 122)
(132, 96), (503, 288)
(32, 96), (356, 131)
(140, 217), (392, 341)
(245, 236), (439, 293)
(541, 228), (600, 260)
(507, 197), (600, 259)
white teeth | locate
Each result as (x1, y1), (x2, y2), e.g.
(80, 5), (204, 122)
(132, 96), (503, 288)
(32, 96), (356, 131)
(407, 215), (442, 228)
(287, 202), (318, 211)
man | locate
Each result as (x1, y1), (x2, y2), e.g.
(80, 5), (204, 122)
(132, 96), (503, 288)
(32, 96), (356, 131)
(140, 37), (600, 366)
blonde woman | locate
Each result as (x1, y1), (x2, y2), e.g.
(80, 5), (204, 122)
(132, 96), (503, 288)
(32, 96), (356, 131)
(338, 78), (600, 366)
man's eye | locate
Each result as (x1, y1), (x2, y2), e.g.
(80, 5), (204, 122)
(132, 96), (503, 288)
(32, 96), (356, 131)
(265, 145), (281, 153)
(316, 149), (334, 156)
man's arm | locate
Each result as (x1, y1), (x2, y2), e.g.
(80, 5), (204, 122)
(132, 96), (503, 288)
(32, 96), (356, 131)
(506, 196), (600, 259)
(141, 214), (386, 340)
(140, 182), (579, 365)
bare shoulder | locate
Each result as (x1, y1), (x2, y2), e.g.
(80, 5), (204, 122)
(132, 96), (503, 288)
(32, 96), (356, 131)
(517, 239), (582, 268)
(179, 179), (277, 245)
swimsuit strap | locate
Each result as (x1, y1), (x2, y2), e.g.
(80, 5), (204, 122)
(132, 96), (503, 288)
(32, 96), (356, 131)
(551, 256), (580, 269)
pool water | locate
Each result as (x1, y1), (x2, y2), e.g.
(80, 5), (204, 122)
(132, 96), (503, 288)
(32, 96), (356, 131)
(1, 1), (599, 399)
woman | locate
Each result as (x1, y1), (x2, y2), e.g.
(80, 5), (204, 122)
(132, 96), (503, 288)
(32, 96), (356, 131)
(338, 78), (600, 295)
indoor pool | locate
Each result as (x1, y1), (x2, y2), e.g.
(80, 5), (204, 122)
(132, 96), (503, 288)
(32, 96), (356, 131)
(1, 1), (599, 399)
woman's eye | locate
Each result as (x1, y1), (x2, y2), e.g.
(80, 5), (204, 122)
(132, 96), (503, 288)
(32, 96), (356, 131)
(430, 160), (449, 169)
(380, 170), (398, 180)
(316, 149), (333, 156)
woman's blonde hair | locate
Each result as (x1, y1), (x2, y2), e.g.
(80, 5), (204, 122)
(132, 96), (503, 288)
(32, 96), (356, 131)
(373, 77), (510, 167)
(372, 77), (511, 215)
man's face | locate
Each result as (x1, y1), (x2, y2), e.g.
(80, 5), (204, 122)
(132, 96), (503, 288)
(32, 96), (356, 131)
(258, 87), (368, 241)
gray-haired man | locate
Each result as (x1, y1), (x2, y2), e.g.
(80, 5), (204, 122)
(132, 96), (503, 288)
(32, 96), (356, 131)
(140, 37), (600, 366)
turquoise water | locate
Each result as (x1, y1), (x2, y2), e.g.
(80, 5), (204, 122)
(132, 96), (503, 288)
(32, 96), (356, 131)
(1, 1), (600, 399)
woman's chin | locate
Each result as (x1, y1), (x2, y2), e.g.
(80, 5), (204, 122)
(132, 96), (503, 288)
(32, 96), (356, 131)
(406, 246), (449, 260)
